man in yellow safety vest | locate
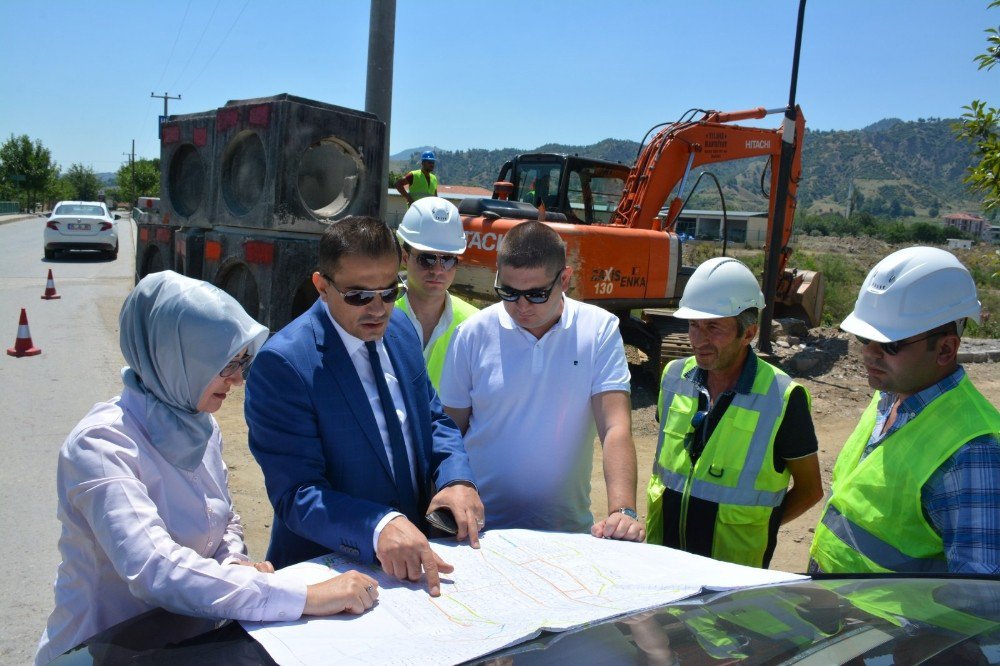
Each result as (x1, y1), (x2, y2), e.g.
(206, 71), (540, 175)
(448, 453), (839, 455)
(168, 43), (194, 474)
(395, 197), (478, 390)
(810, 246), (1000, 575)
(395, 150), (439, 205)
(646, 257), (824, 568)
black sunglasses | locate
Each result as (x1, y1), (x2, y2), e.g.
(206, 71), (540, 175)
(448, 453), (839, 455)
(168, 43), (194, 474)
(494, 268), (565, 304)
(415, 253), (459, 271)
(220, 353), (253, 378)
(854, 331), (946, 356)
(322, 273), (406, 307)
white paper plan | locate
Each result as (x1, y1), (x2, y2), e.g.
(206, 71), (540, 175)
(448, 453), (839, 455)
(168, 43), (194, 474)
(242, 529), (805, 665)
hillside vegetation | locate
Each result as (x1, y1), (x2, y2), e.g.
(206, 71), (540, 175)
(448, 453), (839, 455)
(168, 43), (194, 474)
(393, 118), (986, 216)
(686, 238), (1000, 339)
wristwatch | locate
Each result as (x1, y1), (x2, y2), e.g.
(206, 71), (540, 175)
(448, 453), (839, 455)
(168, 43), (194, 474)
(613, 507), (639, 520)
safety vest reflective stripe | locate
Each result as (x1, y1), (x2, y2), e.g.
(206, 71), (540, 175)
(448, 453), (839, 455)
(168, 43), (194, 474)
(647, 355), (799, 565)
(660, 361), (699, 398)
(652, 462), (787, 507)
(652, 358), (791, 508)
(810, 375), (999, 574)
(820, 505), (948, 573)
(732, 371), (791, 491)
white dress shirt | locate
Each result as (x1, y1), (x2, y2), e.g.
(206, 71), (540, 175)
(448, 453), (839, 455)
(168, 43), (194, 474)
(323, 308), (418, 550)
(36, 389), (306, 665)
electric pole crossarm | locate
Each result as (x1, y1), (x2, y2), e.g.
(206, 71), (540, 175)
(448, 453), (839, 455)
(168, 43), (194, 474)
(151, 92), (182, 117)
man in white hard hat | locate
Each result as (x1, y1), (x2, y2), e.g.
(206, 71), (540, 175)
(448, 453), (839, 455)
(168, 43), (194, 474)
(810, 246), (1000, 575)
(646, 256), (823, 568)
(440, 221), (645, 541)
(395, 197), (479, 390)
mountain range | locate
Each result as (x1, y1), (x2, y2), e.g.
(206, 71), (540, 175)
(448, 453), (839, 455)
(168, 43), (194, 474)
(391, 118), (986, 217)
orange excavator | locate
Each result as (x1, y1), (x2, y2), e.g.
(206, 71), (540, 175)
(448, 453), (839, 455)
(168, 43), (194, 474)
(450, 105), (824, 372)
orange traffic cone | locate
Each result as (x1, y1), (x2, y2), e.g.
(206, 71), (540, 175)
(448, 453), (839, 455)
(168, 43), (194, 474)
(7, 308), (42, 357)
(40, 269), (61, 300)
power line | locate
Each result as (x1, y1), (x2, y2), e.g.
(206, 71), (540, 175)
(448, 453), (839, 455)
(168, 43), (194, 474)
(153, 0), (194, 91)
(184, 0), (251, 93)
(168, 0), (223, 92)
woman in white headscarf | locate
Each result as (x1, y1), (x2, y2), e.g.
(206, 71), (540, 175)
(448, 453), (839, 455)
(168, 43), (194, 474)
(36, 272), (378, 665)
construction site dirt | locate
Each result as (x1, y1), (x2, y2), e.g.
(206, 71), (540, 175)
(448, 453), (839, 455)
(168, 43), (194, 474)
(217, 334), (1000, 575)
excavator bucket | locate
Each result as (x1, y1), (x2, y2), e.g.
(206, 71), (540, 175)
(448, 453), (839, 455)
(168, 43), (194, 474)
(774, 268), (824, 329)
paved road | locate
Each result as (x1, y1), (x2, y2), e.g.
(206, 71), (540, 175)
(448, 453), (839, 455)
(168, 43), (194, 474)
(0, 214), (137, 663)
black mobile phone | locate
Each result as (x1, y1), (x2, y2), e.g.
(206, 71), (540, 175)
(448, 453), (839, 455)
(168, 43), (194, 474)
(426, 508), (458, 535)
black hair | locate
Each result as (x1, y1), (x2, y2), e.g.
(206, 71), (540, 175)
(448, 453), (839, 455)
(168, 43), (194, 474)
(318, 216), (400, 275)
(497, 221), (566, 277)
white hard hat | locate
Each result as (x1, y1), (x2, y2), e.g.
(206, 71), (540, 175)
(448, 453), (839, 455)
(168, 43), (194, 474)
(396, 196), (466, 254)
(674, 256), (765, 319)
(840, 246), (980, 342)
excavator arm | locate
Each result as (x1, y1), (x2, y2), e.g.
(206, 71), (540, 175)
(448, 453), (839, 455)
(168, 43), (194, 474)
(610, 106), (822, 327)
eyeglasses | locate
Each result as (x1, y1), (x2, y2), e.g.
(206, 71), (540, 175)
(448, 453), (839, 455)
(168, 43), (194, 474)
(494, 268), (565, 304)
(854, 331), (946, 356)
(415, 253), (459, 271)
(220, 353), (253, 378)
(322, 273), (406, 307)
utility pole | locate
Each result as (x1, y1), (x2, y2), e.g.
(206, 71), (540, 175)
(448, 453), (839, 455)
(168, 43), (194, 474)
(150, 91), (181, 118)
(365, 0), (396, 219)
(758, 0), (806, 355)
(122, 140), (135, 205)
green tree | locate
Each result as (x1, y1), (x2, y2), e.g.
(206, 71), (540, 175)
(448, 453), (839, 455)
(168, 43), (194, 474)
(115, 158), (160, 205)
(954, 0), (1000, 211)
(45, 171), (74, 205)
(0, 134), (58, 211)
(63, 163), (102, 201)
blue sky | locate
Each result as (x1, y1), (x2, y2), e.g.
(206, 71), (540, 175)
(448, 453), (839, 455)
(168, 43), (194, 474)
(0, 1), (996, 174)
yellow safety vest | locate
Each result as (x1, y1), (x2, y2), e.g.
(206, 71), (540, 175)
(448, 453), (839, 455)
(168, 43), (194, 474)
(397, 293), (478, 390)
(407, 169), (437, 201)
(646, 355), (802, 567)
(810, 375), (999, 574)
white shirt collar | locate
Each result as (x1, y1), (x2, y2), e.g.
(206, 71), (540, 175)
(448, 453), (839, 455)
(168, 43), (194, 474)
(322, 299), (379, 357)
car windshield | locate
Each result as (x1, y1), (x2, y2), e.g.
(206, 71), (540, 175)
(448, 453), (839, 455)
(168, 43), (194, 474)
(55, 204), (105, 217)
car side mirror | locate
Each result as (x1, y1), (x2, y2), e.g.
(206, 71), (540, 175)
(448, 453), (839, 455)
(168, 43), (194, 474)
(114, 214), (121, 220)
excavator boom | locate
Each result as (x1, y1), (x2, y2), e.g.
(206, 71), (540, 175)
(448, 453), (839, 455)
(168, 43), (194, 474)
(452, 106), (824, 374)
(609, 106), (821, 326)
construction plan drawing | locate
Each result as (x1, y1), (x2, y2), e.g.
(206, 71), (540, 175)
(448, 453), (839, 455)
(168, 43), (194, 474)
(242, 529), (804, 665)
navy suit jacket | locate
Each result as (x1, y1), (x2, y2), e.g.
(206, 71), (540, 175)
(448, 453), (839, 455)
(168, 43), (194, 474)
(245, 299), (474, 569)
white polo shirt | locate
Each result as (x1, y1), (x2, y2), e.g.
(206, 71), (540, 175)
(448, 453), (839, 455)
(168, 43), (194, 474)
(439, 296), (630, 533)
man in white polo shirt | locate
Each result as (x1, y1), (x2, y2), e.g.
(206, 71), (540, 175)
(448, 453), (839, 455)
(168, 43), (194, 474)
(439, 221), (644, 541)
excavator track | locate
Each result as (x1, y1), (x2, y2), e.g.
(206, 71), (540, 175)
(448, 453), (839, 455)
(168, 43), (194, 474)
(636, 308), (693, 378)
(659, 332), (693, 374)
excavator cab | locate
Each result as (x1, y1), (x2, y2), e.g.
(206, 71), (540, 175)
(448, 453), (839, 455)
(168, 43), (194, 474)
(498, 154), (630, 225)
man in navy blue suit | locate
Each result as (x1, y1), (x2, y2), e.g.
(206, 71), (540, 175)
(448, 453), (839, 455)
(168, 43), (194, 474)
(246, 216), (483, 597)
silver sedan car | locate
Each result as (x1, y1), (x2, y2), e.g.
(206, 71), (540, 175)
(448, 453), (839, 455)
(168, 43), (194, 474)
(44, 201), (120, 260)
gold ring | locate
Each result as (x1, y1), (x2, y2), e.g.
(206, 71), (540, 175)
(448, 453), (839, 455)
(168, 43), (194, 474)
(476, 519), (486, 527)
